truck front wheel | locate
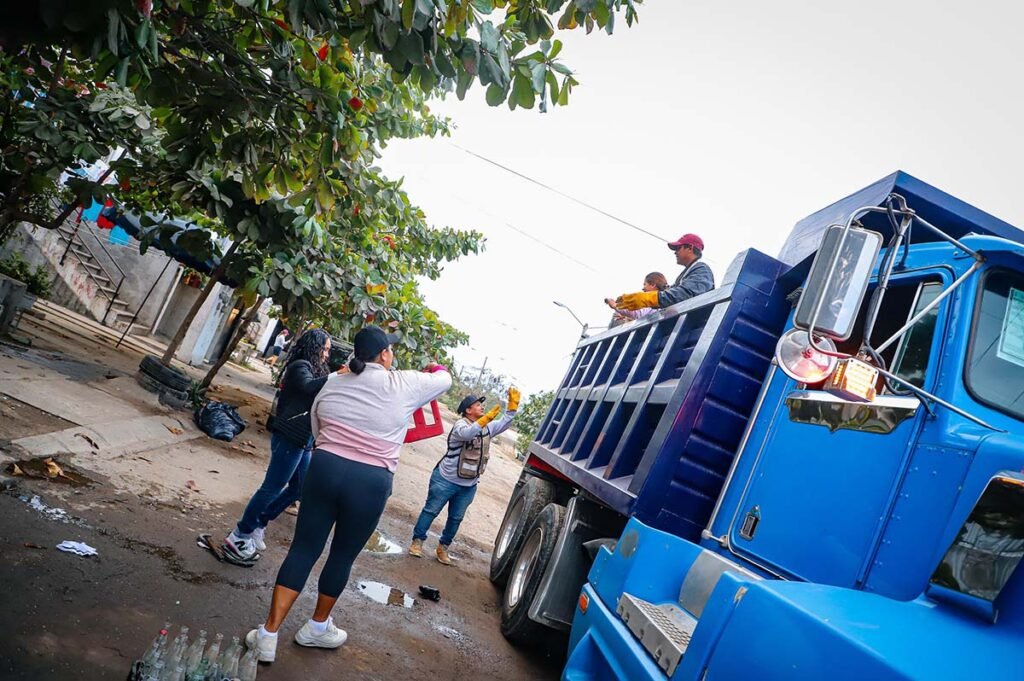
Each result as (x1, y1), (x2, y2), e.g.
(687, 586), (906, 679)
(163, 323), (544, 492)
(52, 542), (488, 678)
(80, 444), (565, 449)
(490, 476), (556, 586)
(500, 503), (566, 645)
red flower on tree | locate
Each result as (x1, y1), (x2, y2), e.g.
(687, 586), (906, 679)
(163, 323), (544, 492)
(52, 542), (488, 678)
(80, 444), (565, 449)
(348, 96), (363, 111)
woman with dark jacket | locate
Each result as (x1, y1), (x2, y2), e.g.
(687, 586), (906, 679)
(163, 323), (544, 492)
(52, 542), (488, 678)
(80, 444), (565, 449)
(223, 328), (338, 562)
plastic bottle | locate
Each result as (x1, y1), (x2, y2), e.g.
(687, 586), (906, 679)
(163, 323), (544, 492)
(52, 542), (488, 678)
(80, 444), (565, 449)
(187, 658), (208, 681)
(183, 630), (207, 673)
(238, 646), (258, 681)
(140, 640), (162, 671)
(164, 665), (186, 681)
(206, 634), (223, 665)
(218, 636), (241, 679)
(203, 633), (223, 678)
(143, 661), (165, 681)
(142, 625), (171, 671)
(165, 627), (189, 673)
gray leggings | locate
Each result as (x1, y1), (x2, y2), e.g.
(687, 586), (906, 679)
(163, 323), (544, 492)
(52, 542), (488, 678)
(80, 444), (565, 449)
(275, 451), (393, 598)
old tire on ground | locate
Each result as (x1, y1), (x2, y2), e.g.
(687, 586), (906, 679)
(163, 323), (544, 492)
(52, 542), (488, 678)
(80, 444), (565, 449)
(139, 355), (191, 392)
(135, 370), (189, 409)
(500, 502), (566, 646)
(490, 476), (556, 586)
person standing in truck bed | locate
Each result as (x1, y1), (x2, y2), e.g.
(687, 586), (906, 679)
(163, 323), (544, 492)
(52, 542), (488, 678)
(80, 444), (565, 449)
(613, 233), (715, 312)
(605, 271), (669, 326)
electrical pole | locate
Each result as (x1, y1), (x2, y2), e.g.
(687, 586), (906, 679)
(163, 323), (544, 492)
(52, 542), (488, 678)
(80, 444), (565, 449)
(476, 356), (488, 390)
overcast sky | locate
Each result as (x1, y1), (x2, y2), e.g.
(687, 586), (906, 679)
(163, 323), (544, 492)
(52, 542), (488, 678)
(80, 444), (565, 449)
(380, 0), (1024, 395)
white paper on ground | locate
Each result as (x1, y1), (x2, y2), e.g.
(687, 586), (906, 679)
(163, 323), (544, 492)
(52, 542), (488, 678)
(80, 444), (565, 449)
(56, 540), (98, 556)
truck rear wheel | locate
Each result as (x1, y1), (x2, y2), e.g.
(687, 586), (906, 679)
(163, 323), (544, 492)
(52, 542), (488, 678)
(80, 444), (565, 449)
(500, 503), (565, 646)
(490, 476), (556, 586)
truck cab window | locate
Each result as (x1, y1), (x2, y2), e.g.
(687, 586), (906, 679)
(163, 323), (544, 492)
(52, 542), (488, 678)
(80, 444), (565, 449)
(891, 283), (942, 389)
(966, 269), (1024, 420)
(830, 278), (941, 391)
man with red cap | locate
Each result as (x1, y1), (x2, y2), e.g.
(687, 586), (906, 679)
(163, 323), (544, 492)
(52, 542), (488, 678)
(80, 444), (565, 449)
(614, 233), (715, 311)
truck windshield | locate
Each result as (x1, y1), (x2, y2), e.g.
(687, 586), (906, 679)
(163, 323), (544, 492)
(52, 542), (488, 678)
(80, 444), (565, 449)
(966, 269), (1024, 421)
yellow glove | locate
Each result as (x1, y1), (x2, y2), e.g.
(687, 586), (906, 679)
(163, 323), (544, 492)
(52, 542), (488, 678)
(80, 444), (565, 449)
(476, 404), (502, 427)
(507, 387), (521, 412)
(616, 290), (660, 311)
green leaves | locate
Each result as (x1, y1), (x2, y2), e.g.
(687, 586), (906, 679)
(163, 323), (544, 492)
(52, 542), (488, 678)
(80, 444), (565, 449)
(402, 0), (416, 31)
(479, 21), (500, 53)
(530, 62), (547, 94)
(510, 73), (534, 110)
(485, 83), (504, 107)
(0, 0), (643, 367)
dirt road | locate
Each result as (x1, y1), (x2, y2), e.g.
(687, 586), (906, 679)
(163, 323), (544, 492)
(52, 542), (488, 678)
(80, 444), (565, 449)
(0, 307), (561, 680)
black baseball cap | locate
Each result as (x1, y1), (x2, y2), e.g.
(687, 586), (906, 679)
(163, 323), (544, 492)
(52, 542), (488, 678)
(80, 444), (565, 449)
(457, 394), (485, 415)
(353, 326), (400, 360)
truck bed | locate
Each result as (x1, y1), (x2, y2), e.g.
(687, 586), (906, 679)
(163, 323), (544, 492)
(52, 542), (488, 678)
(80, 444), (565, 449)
(528, 249), (791, 540)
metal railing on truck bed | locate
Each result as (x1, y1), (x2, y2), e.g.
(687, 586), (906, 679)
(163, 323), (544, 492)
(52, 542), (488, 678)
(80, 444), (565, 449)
(528, 249), (791, 540)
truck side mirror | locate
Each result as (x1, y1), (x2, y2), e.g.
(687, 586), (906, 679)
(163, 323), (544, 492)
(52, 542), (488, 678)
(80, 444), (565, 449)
(793, 225), (883, 341)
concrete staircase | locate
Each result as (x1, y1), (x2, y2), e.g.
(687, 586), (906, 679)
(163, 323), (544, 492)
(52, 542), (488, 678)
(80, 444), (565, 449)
(52, 217), (134, 329)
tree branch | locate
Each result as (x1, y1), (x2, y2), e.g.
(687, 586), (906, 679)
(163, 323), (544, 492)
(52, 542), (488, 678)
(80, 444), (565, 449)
(48, 46), (68, 95)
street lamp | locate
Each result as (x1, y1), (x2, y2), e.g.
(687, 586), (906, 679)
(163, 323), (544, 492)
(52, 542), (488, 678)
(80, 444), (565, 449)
(553, 300), (589, 341)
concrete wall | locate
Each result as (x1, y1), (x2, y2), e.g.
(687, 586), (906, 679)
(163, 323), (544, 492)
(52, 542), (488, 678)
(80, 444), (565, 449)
(1, 224), (105, 321)
(0, 222), (179, 331)
(3, 222), (272, 368)
(153, 282), (203, 341)
(171, 282), (233, 366)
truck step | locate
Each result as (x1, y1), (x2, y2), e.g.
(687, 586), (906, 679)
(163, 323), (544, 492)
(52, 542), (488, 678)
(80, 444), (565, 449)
(616, 593), (695, 677)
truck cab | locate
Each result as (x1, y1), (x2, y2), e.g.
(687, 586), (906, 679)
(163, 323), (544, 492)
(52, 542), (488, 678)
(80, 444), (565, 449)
(492, 172), (1024, 679)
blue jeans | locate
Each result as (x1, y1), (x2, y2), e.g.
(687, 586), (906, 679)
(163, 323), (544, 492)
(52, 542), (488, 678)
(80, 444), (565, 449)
(412, 467), (478, 546)
(236, 433), (312, 536)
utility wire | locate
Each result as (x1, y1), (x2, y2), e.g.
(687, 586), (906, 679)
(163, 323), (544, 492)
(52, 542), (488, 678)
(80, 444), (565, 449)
(499, 219), (601, 274)
(404, 171), (606, 276)
(447, 141), (668, 243)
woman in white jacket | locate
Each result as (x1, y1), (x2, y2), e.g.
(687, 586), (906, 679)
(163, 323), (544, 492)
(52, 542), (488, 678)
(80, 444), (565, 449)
(245, 326), (451, 662)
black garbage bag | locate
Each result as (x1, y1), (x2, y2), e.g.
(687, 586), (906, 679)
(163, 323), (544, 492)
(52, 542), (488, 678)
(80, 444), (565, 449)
(194, 401), (247, 442)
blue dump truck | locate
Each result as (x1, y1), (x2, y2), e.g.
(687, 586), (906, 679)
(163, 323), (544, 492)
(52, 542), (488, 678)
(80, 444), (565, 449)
(488, 172), (1024, 680)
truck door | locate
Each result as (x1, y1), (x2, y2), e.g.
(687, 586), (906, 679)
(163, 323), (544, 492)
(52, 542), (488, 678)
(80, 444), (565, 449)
(728, 271), (947, 587)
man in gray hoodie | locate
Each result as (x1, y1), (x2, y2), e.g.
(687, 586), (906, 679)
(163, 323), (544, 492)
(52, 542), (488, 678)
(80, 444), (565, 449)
(614, 233), (715, 311)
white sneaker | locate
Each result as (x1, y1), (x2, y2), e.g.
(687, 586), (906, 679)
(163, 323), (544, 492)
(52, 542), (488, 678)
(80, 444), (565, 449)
(251, 527), (267, 552)
(245, 627), (278, 662)
(294, 617), (348, 649)
(224, 530), (258, 560)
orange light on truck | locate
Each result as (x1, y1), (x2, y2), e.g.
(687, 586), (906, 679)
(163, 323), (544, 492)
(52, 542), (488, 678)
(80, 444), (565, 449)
(579, 593), (589, 614)
(826, 358), (878, 402)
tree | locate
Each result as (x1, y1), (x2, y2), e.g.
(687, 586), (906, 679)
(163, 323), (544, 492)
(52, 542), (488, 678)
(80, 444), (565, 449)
(198, 293), (264, 390)
(0, 55), (161, 241)
(2, 0), (644, 234)
(440, 362), (511, 414)
(514, 389), (554, 457)
(1, 0), (644, 375)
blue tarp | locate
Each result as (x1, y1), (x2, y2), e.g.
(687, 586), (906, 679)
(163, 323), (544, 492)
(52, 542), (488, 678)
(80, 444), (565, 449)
(99, 207), (239, 287)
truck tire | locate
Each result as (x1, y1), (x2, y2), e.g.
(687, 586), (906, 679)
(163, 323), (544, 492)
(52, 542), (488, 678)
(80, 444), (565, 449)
(500, 503), (566, 646)
(490, 476), (556, 586)
(139, 355), (191, 392)
(135, 371), (189, 409)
